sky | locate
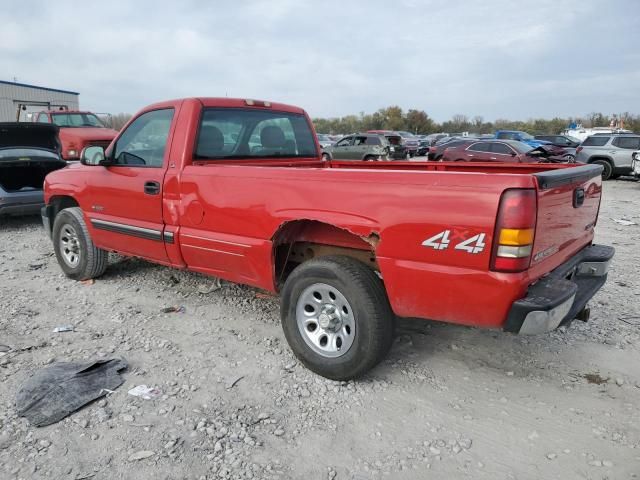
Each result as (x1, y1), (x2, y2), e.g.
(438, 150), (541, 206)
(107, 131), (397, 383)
(2, 0), (639, 121)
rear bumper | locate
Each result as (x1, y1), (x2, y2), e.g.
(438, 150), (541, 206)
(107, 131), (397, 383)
(0, 191), (45, 217)
(504, 244), (614, 334)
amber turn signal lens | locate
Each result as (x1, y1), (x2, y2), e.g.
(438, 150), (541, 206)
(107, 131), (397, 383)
(498, 228), (534, 246)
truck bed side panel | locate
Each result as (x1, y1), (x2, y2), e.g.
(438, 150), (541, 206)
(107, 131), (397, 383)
(177, 165), (537, 326)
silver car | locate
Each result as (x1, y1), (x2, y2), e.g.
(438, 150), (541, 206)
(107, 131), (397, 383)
(575, 134), (640, 180)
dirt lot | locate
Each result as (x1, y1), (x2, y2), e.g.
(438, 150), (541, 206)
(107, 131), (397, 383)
(0, 179), (639, 480)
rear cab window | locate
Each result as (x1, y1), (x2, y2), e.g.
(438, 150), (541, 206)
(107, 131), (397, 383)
(195, 108), (317, 159)
(582, 136), (610, 147)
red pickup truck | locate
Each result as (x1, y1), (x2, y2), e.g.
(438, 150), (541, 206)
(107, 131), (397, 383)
(33, 110), (118, 161)
(41, 97), (614, 380)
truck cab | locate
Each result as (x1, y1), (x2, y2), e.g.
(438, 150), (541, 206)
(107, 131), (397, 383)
(34, 110), (118, 161)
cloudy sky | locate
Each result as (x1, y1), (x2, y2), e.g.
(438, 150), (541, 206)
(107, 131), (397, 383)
(2, 0), (639, 121)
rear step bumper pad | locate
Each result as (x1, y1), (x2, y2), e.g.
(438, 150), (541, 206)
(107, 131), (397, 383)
(504, 244), (615, 335)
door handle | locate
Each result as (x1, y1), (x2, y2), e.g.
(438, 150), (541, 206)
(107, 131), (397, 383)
(144, 181), (160, 195)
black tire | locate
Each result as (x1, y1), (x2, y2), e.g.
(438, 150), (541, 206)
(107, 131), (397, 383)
(591, 159), (613, 180)
(281, 256), (394, 380)
(363, 155), (376, 162)
(321, 153), (331, 161)
(52, 207), (108, 281)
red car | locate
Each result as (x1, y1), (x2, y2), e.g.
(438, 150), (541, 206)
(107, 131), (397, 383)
(442, 139), (566, 163)
(33, 110), (118, 161)
(42, 97), (612, 380)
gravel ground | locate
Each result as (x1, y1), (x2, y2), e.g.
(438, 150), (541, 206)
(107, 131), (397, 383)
(0, 178), (639, 480)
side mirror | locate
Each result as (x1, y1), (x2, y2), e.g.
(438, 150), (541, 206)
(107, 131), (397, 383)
(81, 146), (108, 166)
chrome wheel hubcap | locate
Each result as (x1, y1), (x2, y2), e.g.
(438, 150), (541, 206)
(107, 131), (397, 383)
(60, 224), (81, 268)
(296, 283), (355, 358)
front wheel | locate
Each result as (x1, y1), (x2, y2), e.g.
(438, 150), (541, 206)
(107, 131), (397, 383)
(321, 153), (330, 161)
(52, 207), (108, 281)
(280, 256), (395, 380)
(563, 154), (575, 163)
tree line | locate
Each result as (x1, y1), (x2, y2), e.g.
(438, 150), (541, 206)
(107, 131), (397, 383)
(312, 106), (640, 135)
(101, 107), (640, 136)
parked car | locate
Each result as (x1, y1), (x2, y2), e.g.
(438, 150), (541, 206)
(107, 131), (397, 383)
(316, 134), (334, 149)
(534, 134), (581, 160)
(42, 96), (613, 380)
(442, 140), (568, 163)
(322, 133), (406, 161)
(366, 130), (418, 157)
(0, 123), (66, 217)
(632, 151), (640, 179)
(495, 130), (550, 148)
(534, 134), (581, 148)
(395, 131), (420, 157)
(416, 139), (431, 156)
(575, 134), (640, 180)
(428, 137), (471, 160)
(33, 110), (119, 161)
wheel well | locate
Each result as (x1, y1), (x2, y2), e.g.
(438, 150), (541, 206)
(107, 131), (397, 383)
(272, 220), (378, 289)
(588, 156), (613, 166)
(48, 196), (79, 224)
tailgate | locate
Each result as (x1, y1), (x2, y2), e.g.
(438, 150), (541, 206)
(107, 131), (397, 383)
(530, 164), (603, 273)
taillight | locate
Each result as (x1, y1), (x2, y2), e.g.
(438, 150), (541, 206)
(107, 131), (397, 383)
(490, 189), (537, 272)
(576, 146), (583, 154)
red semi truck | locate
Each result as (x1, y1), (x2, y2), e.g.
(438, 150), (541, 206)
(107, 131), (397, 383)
(41, 97), (614, 380)
(33, 110), (118, 161)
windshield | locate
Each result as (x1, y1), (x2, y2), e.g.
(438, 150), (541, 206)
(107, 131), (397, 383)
(566, 135), (581, 143)
(51, 113), (105, 128)
(195, 108), (317, 159)
(317, 134), (330, 141)
(519, 132), (534, 140)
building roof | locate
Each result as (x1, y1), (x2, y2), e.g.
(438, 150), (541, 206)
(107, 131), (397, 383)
(0, 79), (79, 96)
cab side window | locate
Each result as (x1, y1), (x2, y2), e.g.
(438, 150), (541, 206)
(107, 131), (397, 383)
(113, 109), (174, 167)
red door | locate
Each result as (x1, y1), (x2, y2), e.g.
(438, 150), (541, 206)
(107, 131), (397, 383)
(82, 107), (177, 263)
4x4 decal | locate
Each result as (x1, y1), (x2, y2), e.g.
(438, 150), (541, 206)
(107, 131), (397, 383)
(422, 230), (486, 254)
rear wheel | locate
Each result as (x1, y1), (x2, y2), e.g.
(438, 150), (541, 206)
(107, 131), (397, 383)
(591, 159), (613, 180)
(52, 207), (108, 281)
(364, 155), (377, 162)
(563, 154), (575, 163)
(281, 256), (395, 380)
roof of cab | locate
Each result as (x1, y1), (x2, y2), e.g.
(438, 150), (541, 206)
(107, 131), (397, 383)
(140, 97), (306, 115)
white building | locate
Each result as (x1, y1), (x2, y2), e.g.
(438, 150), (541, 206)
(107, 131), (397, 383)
(0, 80), (79, 122)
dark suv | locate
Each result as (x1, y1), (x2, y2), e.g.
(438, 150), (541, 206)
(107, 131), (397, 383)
(575, 134), (640, 180)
